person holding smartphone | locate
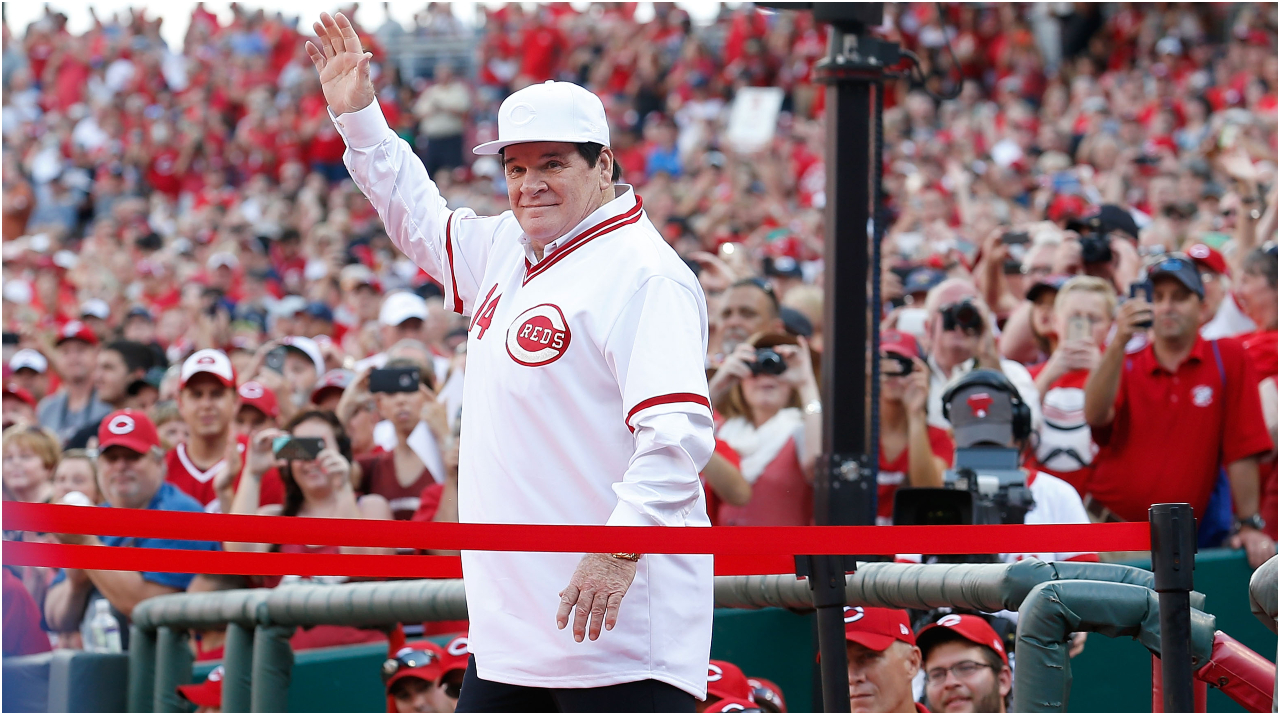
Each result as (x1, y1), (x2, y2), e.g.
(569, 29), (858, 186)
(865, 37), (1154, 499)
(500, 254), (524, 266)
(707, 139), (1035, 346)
(1084, 256), (1275, 567)
(355, 359), (451, 521)
(1026, 277), (1115, 495)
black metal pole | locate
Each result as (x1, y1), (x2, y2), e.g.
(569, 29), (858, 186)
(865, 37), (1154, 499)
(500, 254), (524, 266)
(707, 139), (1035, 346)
(1149, 503), (1197, 713)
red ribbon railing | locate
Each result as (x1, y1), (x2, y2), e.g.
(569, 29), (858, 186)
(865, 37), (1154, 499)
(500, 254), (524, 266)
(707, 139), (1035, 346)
(2, 502), (1151, 577)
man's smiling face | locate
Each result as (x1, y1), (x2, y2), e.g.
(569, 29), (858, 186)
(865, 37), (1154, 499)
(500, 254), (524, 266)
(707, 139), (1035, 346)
(503, 142), (613, 244)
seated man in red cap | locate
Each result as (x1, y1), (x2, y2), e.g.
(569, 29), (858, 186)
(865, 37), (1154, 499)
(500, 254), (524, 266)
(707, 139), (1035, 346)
(43, 409), (219, 640)
(916, 615), (1011, 713)
(843, 606), (924, 713)
(385, 640), (454, 713)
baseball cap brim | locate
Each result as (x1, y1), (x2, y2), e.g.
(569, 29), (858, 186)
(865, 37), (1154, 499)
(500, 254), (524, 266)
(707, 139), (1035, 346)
(388, 665), (444, 690)
(917, 620), (1009, 665)
(472, 135), (604, 156)
(1149, 267), (1204, 298)
(952, 422), (1014, 449)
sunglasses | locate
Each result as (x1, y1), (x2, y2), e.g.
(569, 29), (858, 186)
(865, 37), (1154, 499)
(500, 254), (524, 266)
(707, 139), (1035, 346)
(381, 650), (439, 684)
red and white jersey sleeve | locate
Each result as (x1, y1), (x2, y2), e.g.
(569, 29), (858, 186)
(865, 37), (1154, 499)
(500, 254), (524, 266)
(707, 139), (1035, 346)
(334, 104), (716, 698)
(331, 101), (498, 316)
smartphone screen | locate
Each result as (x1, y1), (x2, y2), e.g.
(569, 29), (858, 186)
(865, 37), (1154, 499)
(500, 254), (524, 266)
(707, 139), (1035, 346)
(272, 437), (325, 460)
(1066, 315), (1090, 342)
(369, 367), (421, 394)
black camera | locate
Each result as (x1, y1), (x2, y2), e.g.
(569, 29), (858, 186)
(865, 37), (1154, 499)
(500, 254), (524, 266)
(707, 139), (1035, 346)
(940, 299), (983, 334)
(747, 348), (787, 376)
(892, 447), (1035, 562)
(1079, 232), (1113, 265)
(881, 353), (914, 377)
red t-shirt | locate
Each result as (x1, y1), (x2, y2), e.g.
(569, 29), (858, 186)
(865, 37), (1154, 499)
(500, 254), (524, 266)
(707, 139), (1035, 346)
(702, 439), (742, 527)
(718, 438), (812, 526)
(1238, 329), (1278, 540)
(165, 435), (284, 512)
(356, 452), (438, 520)
(877, 426), (955, 524)
(1088, 338), (1273, 522)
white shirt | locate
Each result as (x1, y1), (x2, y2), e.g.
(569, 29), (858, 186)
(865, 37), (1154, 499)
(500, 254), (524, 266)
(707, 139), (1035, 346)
(1201, 293), (1256, 340)
(333, 101), (716, 698)
(927, 355), (1043, 432)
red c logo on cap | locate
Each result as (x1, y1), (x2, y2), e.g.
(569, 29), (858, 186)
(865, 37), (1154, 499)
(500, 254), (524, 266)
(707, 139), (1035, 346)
(967, 393), (993, 418)
(108, 415), (135, 435)
(1189, 244), (1209, 258)
(938, 614), (963, 627)
(707, 664), (723, 682)
(844, 606), (864, 623)
(197, 355), (216, 365)
(239, 382), (264, 399)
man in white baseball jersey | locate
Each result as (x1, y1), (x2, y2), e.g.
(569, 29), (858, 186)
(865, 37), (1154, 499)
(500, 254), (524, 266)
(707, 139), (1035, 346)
(309, 13), (715, 712)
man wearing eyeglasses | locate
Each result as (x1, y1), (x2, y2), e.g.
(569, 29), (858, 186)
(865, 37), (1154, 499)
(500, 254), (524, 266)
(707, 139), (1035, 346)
(1084, 255), (1275, 567)
(917, 615), (1011, 713)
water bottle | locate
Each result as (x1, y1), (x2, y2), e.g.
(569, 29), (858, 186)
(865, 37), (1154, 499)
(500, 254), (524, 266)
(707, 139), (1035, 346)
(85, 600), (123, 653)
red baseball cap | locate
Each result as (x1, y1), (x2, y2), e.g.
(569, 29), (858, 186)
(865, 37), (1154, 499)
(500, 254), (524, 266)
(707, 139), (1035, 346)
(237, 381), (280, 419)
(180, 349), (236, 389)
(706, 698), (764, 713)
(707, 660), (755, 704)
(440, 633), (470, 676)
(385, 642), (446, 692)
(880, 330), (921, 359)
(177, 665), (223, 709)
(1187, 243), (1229, 277)
(310, 369), (355, 404)
(844, 606), (916, 651)
(56, 320), (98, 346)
(3, 384), (36, 408)
(916, 613), (1008, 665)
(98, 409), (162, 455)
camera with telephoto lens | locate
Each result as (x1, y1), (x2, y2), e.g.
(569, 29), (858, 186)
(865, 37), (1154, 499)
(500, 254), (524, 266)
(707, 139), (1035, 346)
(892, 448), (1036, 562)
(747, 348), (787, 376)
(1079, 232), (1113, 265)
(940, 299), (983, 334)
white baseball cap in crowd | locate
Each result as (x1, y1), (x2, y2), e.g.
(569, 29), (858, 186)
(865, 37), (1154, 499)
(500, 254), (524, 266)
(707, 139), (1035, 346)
(180, 349), (236, 389)
(80, 298), (111, 321)
(379, 291), (429, 327)
(472, 80), (610, 156)
(10, 349), (48, 374)
(280, 336), (326, 377)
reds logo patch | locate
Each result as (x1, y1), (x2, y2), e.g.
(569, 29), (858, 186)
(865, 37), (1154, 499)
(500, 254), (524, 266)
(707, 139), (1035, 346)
(506, 304), (571, 367)
(937, 614), (963, 627)
(843, 606), (864, 623)
(197, 355), (216, 366)
(707, 663), (724, 682)
(1192, 385), (1213, 407)
(967, 393), (994, 418)
(108, 415), (135, 434)
(239, 382), (264, 399)
(446, 637), (469, 657)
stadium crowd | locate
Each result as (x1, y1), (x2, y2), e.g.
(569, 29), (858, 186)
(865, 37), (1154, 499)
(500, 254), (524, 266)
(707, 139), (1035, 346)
(2, 1), (1278, 712)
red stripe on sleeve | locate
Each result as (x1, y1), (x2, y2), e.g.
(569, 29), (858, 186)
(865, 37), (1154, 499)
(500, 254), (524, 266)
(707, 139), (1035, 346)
(443, 211), (463, 313)
(625, 392), (713, 431)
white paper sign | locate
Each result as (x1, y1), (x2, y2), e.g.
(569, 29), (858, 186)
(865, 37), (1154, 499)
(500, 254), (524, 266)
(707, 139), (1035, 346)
(726, 87), (785, 153)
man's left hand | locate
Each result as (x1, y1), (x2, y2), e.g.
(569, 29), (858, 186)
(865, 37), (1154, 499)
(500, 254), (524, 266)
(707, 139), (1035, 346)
(557, 553), (637, 642)
(1229, 527), (1277, 569)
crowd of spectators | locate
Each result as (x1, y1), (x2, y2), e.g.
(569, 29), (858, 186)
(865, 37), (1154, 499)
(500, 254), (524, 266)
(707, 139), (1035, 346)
(2, 4), (1277, 710)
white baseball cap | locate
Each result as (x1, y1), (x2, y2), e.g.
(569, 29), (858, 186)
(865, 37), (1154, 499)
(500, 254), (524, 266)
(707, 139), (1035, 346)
(279, 336), (325, 377)
(472, 81), (610, 156)
(80, 298), (110, 321)
(180, 349), (236, 389)
(10, 349), (48, 374)
(379, 291), (428, 327)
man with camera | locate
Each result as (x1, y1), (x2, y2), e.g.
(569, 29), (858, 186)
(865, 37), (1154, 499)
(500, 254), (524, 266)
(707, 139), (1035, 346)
(709, 278), (787, 404)
(312, 13), (715, 710)
(921, 279), (1041, 435)
(1084, 255), (1276, 567)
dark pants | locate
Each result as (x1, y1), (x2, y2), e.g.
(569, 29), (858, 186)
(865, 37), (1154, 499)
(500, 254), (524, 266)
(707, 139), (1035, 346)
(454, 656), (697, 713)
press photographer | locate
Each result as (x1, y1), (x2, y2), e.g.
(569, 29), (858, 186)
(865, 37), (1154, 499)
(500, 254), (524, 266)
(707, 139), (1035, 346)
(895, 369), (1095, 564)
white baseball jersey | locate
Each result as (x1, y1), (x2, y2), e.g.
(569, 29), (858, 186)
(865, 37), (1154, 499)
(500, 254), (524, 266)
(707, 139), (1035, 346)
(333, 102), (716, 697)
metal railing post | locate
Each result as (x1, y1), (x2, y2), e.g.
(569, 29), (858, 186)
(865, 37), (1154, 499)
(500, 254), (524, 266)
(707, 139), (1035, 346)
(152, 625), (193, 713)
(126, 625), (156, 713)
(1150, 503), (1197, 713)
(223, 622), (256, 713)
(250, 624), (295, 712)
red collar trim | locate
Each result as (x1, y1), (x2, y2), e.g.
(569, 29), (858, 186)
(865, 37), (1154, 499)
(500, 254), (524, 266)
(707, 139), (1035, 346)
(523, 197), (645, 285)
(1141, 336), (1208, 375)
